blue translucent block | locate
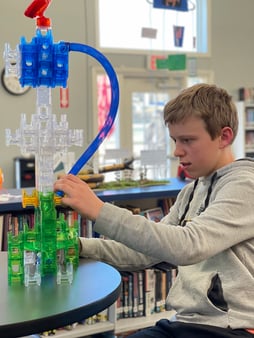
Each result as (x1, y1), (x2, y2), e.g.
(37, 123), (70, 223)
(19, 28), (69, 88)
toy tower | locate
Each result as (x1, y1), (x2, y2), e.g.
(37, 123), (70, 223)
(4, 0), (119, 286)
(5, 0), (82, 286)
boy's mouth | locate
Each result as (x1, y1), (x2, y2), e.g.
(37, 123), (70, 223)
(180, 162), (191, 168)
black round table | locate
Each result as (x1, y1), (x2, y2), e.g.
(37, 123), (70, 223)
(0, 252), (121, 338)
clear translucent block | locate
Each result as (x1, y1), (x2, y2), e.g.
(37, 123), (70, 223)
(3, 43), (19, 76)
(57, 249), (73, 284)
(24, 251), (41, 287)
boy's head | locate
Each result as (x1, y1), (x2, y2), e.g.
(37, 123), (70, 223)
(163, 83), (238, 144)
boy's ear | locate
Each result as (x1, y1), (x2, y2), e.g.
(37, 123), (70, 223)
(220, 126), (234, 146)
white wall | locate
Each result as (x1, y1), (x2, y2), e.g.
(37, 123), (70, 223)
(1, 0), (254, 187)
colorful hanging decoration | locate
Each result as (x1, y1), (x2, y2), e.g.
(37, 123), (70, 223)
(153, 0), (188, 12)
(173, 25), (185, 47)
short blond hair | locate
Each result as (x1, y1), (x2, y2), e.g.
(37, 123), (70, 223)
(163, 83), (238, 143)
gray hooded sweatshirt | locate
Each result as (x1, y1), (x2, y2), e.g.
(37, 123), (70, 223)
(80, 159), (254, 330)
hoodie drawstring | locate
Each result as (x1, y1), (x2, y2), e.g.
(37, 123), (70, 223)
(179, 172), (218, 227)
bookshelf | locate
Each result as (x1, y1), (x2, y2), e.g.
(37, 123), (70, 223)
(0, 178), (186, 213)
(244, 104), (254, 157)
(0, 178), (187, 337)
(235, 101), (254, 158)
(233, 100), (254, 159)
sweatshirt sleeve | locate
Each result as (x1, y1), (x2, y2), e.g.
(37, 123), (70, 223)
(93, 202), (186, 265)
(79, 236), (161, 271)
(93, 173), (254, 266)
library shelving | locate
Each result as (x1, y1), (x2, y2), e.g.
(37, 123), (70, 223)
(0, 177), (187, 337)
(236, 101), (254, 158)
(244, 104), (254, 157)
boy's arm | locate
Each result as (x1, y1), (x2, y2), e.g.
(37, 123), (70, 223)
(79, 237), (161, 272)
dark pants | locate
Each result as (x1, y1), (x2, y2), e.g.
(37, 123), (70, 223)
(127, 319), (254, 338)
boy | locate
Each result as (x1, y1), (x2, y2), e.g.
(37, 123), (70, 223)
(54, 84), (254, 337)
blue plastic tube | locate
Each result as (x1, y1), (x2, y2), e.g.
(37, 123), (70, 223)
(68, 42), (120, 175)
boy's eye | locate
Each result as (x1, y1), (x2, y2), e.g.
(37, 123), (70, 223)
(171, 137), (194, 144)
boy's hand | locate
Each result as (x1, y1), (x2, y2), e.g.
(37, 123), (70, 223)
(54, 174), (104, 221)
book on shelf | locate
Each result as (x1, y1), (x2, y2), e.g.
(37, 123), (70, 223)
(246, 151), (254, 158)
(161, 270), (167, 312)
(144, 268), (156, 316)
(246, 107), (254, 124)
(158, 197), (176, 215)
(119, 268), (172, 320)
(143, 197), (176, 221)
(121, 271), (144, 319)
(137, 270), (145, 317)
(154, 264), (174, 312)
(124, 205), (142, 215)
(144, 207), (164, 222)
(128, 272), (134, 318)
(2, 213), (12, 251)
(238, 87), (254, 103)
(79, 217), (94, 238)
(132, 271), (139, 317)
(122, 272), (130, 319)
(119, 197), (176, 220)
(245, 131), (254, 145)
(154, 269), (163, 313)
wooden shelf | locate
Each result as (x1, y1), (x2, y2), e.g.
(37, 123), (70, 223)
(115, 311), (175, 334)
(49, 321), (114, 337)
(22, 312), (175, 337)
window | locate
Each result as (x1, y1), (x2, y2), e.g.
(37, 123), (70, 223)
(94, 70), (185, 179)
(93, 67), (213, 180)
(97, 0), (209, 54)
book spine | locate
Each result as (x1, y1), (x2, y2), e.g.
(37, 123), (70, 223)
(144, 268), (155, 316)
(138, 271), (144, 317)
(122, 274), (129, 318)
(132, 271), (138, 317)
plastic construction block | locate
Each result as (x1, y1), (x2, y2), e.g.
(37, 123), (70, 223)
(57, 249), (74, 285)
(19, 28), (69, 88)
(24, 251), (42, 287)
(8, 232), (24, 285)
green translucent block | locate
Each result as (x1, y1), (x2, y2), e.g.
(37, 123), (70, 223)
(8, 232), (24, 258)
(39, 192), (57, 220)
(56, 214), (68, 246)
(8, 232), (24, 285)
(65, 235), (79, 268)
(23, 224), (41, 251)
(8, 191), (80, 286)
(41, 241), (57, 275)
(37, 192), (57, 276)
(38, 193), (57, 236)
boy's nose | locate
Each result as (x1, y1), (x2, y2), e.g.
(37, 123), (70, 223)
(174, 144), (185, 157)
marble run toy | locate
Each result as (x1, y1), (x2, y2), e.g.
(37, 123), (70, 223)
(4, 0), (119, 286)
